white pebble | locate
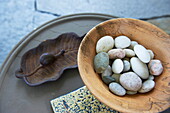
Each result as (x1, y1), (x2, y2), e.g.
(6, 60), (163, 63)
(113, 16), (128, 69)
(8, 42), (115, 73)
(138, 80), (155, 93)
(124, 49), (135, 57)
(123, 60), (130, 72)
(130, 57), (149, 79)
(102, 65), (112, 77)
(109, 82), (126, 96)
(112, 59), (124, 74)
(148, 60), (163, 76)
(147, 50), (154, 59)
(134, 45), (151, 63)
(108, 49), (125, 59)
(120, 72), (142, 91)
(96, 36), (114, 53)
(115, 36), (131, 48)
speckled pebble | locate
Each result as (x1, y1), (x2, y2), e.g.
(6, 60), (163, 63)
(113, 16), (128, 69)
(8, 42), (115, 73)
(102, 65), (112, 77)
(94, 52), (109, 73)
(129, 41), (138, 50)
(126, 90), (137, 95)
(138, 80), (155, 93)
(96, 36), (114, 53)
(124, 49), (135, 57)
(115, 36), (131, 48)
(134, 45), (151, 63)
(147, 50), (154, 59)
(123, 60), (130, 72)
(120, 72), (142, 91)
(112, 59), (124, 74)
(130, 57), (149, 79)
(109, 82), (126, 96)
(108, 49), (125, 59)
(148, 60), (163, 76)
(111, 74), (121, 83)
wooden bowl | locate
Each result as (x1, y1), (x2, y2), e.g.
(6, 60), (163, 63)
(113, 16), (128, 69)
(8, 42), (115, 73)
(78, 18), (170, 113)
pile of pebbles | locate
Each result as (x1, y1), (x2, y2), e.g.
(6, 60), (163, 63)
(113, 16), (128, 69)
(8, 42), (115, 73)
(94, 36), (163, 96)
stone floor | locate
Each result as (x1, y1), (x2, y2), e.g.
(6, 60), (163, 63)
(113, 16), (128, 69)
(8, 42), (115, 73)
(0, 0), (170, 67)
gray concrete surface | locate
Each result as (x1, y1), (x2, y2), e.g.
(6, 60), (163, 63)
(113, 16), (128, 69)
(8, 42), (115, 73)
(0, 1), (170, 112)
(0, 0), (170, 67)
(37, 0), (170, 18)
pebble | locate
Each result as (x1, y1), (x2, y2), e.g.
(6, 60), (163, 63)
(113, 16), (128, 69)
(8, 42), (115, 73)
(123, 57), (130, 62)
(115, 36), (131, 48)
(96, 36), (114, 53)
(120, 72), (142, 91)
(147, 50), (154, 59)
(102, 76), (115, 84)
(134, 45), (151, 63)
(126, 91), (137, 95)
(129, 41), (138, 50)
(102, 65), (112, 77)
(148, 75), (154, 80)
(111, 74), (121, 83)
(148, 60), (163, 76)
(109, 82), (126, 96)
(108, 49), (125, 59)
(112, 59), (124, 74)
(94, 35), (163, 96)
(124, 49), (135, 57)
(130, 57), (149, 79)
(138, 80), (155, 93)
(123, 60), (130, 72)
(94, 52), (109, 73)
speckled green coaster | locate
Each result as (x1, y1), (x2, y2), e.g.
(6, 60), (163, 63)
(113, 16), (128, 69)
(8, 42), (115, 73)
(50, 86), (119, 113)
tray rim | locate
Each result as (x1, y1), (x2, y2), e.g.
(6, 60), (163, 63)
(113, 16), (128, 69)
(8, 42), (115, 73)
(0, 13), (118, 88)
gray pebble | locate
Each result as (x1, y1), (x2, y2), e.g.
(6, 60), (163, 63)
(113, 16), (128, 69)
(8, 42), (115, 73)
(129, 41), (138, 50)
(102, 65), (112, 77)
(123, 60), (131, 72)
(109, 82), (126, 96)
(147, 50), (154, 59)
(111, 74), (121, 83)
(138, 80), (155, 93)
(102, 76), (115, 84)
(126, 91), (137, 95)
(94, 52), (109, 73)
(148, 75), (154, 80)
(123, 57), (130, 62)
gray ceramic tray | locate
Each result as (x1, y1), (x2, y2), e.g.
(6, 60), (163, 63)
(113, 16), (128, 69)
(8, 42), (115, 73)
(0, 13), (117, 113)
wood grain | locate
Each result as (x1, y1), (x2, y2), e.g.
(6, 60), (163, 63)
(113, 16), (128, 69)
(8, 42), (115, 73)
(78, 18), (170, 113)
(15, 32), (83, 86)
